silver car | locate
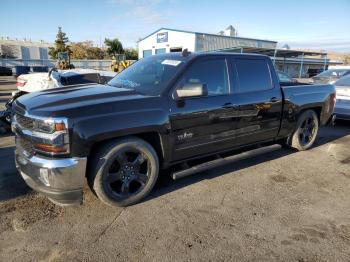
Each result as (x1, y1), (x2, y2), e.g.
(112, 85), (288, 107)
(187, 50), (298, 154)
(334, 74), (350, 120)
(312, 69), (350, 85)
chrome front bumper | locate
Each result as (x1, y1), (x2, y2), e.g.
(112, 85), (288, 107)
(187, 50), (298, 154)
(15, 151), (87, 206)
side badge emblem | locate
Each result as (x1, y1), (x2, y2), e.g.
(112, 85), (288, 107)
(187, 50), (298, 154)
(178, 132), (193, 141)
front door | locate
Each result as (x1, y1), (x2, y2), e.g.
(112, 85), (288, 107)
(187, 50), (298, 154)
(168, 57), (240, 162)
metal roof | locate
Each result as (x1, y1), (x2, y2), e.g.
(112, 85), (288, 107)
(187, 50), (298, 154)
(216, 46), (327, 58)
(138, 27), (277, 43)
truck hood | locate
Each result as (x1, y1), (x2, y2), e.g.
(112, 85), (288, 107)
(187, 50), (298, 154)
(14, 84), (152, 118)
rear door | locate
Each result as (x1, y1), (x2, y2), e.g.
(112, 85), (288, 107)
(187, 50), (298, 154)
(229, 57), (283, 146)
(168, 56), (240, 161)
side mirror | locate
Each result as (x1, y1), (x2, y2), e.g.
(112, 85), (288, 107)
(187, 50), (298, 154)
(176, 83), (208, 99)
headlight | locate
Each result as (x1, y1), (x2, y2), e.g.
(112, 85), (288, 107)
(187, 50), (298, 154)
(32, 118), (70, 155)
(33, 119), (67, 133)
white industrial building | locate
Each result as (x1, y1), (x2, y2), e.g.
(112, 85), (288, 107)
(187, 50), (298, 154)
(0, 37), (52, 60)
(137, 26), (343, 78)
(138, 26), (277, 58)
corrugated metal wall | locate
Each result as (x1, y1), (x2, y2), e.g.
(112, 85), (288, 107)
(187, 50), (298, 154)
(39, 48), (49, 60)
(195, 34), (276, 52)
(1, 45), (49, 59)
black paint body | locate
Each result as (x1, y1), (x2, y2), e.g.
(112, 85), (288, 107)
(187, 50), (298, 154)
(14, 53), (336, 168)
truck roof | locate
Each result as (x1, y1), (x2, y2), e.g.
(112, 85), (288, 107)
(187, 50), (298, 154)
(194, 51), (269, 58)
(153, 51), (269, 62)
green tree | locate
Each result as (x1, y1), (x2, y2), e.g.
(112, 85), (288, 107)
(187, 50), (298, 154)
(70, 41), (107, 60)
(70, 42), (87, 59)
(0, 45), (16, 58)
(87, 47), (106, 59)
(104, 38), (124, 58)
(49, 27), (70, 59)
(124, 48), (138, 60)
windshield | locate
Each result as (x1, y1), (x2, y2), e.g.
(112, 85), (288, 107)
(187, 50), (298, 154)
(108, 54), (187, 95)
(317, 69), (350, 77)
(335, 74), (350, 87)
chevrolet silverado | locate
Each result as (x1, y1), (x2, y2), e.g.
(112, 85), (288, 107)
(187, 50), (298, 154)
(12, 51), (336, 207)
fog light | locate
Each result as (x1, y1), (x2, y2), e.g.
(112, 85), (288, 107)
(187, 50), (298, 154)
(39, 168), (50, 186)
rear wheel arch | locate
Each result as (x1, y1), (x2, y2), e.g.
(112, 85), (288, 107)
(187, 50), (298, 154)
(295, 106), (321, 122)
(289, 109), (319, 151)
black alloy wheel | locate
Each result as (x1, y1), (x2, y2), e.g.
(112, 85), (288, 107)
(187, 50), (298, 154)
(290, 110), (319, 151)
(89, 137), (159, 207)
(104, 148), (150, 198)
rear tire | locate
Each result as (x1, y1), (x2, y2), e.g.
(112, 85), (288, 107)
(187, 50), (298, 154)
(88, 137), (159, 207)
(290, 110), (319, 151)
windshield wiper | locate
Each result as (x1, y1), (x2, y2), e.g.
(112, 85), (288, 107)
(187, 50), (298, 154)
(106, 82), (131, 89)
(112, 84), (137, 92)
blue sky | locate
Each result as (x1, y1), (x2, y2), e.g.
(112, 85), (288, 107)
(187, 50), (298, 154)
(1, 0), (350, 52)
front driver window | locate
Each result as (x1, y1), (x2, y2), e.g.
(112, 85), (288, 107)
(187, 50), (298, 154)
(178, 58), (229, 96)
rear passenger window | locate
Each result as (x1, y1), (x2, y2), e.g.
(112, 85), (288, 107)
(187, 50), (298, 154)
(179, 58), (229, 96)
(235, 58), (272, 92)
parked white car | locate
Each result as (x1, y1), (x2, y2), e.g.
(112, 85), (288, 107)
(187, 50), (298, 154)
(0, 68), (117, 133)
(15, 68), (117, 93)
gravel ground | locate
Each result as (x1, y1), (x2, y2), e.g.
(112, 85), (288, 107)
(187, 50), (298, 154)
(0, 76), (350, 261)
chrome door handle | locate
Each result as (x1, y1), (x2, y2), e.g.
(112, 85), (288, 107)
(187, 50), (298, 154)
(270, 97), (279, 103)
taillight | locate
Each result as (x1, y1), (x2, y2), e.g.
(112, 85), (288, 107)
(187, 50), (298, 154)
(16, 77), (27, 87)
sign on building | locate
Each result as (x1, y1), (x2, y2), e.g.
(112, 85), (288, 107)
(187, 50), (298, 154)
(157, 32), (168, 43)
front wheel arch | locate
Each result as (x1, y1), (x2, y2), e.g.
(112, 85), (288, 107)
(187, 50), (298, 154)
(87, 136), (160, 207)
(87, 132), (164, 174)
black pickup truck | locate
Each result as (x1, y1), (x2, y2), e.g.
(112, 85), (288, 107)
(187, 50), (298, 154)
(12, 52), (336, 207)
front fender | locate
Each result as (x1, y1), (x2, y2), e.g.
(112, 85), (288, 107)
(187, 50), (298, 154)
(70, 108), (170, 157)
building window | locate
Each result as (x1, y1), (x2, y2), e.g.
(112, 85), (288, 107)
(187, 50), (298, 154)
(170, 47), (182, 52)
(143, 50), (152, 57)
(155, 48), (166, 54)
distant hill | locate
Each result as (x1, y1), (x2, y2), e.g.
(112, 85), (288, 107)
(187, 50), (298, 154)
(297, 48), (350, 64)
(327, 52), (350, 65)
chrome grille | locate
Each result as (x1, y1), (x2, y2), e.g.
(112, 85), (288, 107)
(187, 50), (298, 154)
(16, 136), (35, 156)
(15, 114), (34, 130)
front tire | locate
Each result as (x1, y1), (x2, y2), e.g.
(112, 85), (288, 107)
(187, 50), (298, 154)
(290, 110), (319, 151)
(88, 137), (159, 207)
